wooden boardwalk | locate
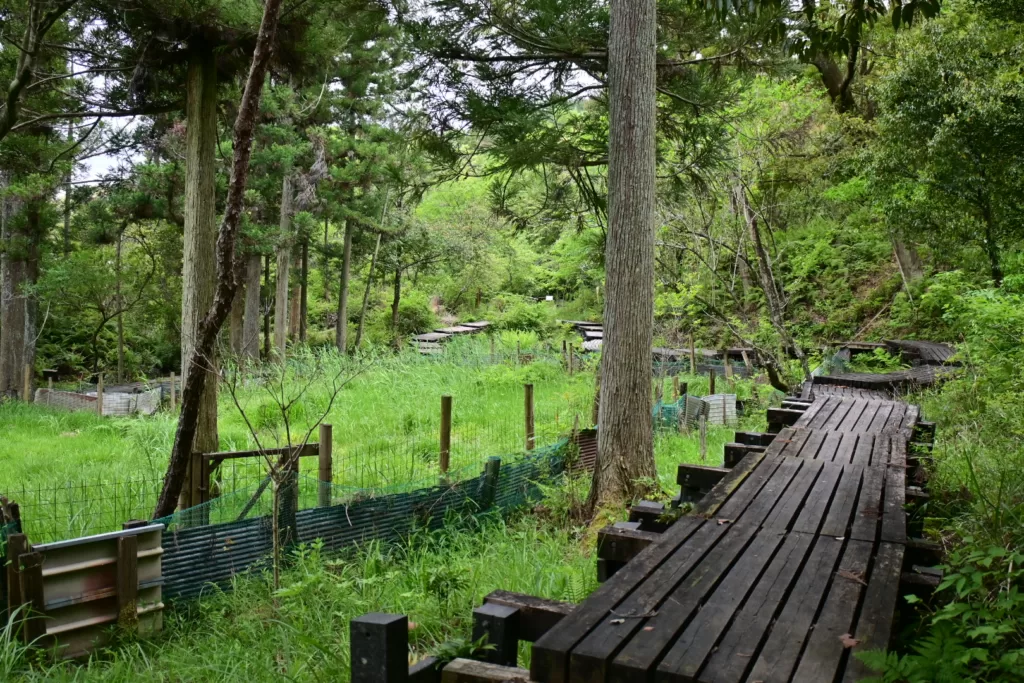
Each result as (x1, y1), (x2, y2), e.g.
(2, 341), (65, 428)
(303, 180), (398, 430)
(527, 392), (922, 683)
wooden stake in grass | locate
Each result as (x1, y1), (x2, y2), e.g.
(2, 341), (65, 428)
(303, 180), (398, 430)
(524, 383), (535, 451)
(724, 350), (732, 379)
(568, 344), (575, 376)
(318, 423), (333, 508)
(22, 364), (31, 402)
(47, 377), (52, 405)
(699, 414), (707, 461)
(672, 376), (680, 401)
(689, 333), (697, 374)
(708, 368), (715, 396)
(169, 371), (176, 411)
(96, 373), (104, 416)
(440, 395), (452, 478)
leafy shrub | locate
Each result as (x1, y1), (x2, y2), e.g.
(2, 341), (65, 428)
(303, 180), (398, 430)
(493, 296), (555, 334)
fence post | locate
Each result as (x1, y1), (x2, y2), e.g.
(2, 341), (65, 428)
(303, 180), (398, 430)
(699, 414), (708, 462)
(96, 373), (104, 416)
(22, 365), (31, 402)
(116, 535), (139, 631)
(18, 551), (45, 644)
(689, 334), (697, 375)
(46, 377), (52, 405)
(5, 534), (28, 624)
(524, 384), (535, 451)
(562, 340), (567, 368)
(350, 613), (408, 683)
(479, 457), (501, 510)
(741, 349), (753, 374)
(672, 376), (680, 401)
(440, 395), (452, 480)
(516, 340), (521, 365)
(169, 371), (176, 411)
(489, 336), (495, 364)
(472, 603), (520, 666)
(568, 344), (574, 376)
(318, 424), (333, 508)
(724, 351), (732, 379)
(708, 368), (716, 396)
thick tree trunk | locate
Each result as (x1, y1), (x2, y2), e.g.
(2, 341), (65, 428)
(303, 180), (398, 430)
(335, 220), (352, 353)
(179, 46), (220, 512)
(892, 236), (923, 282)
(241, 251), (262, 360)
(63, 121), (72, 255)
(298, 237), (308, 343)
(273, 175), (293, 359)
(355, 231), (382, 349)
(153, 0), (285, 519)
(0, 196), (40, 399)
(589, 0), (659, 509)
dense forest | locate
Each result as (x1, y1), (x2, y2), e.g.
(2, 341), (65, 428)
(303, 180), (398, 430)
(2, 0), (1024, 680)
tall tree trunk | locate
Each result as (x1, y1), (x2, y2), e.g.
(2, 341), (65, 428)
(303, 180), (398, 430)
(355, 231), (382, 349)
(0, 195), (40, 399)
(298, 237), (308, 343)
(179, 45), (220, 512)
(742, 191), (812, 382)
(241, 251), (262, 360)
(153, 0), (285, 518)
(336, 219), (352, 353)
(229, 277), (245, 355)
(116, 231), (125, 382)
(288, 253), (301, 338)
(63, 120), (72, 256)
(263, 254), (271, 359)
(391, 253), (402, 350)
(589, 0), (659, 509)
(273, 174), (293, 359)
(322, 214), (331, 303)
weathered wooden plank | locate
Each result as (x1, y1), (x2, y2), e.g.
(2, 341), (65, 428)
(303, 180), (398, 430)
(820, 465), (863, 538)
(566, 522), (737, 682)
(851, 432), (875, 467)
(832, 431), (859, 466)
(790, 540), (873, 683)
(837, 399), (869, 432)
(598, 523), (763, 682)
(841, 543), (906, 683)
(529, 517), (705, 683)
(696, 532), (816, 683)
(799, 397), (837, 430)
(691, 452), (781, 519)
(882, 465), (907, 544)
(790, 462), (843, 536)
(745, 536), (845, 683)
(655, 531), (788, 682)
(715, 457), (802, 526)
(442, 659), (533, 683)
(762, 460), (824, 533)
(816, 431), (844, 463)
(866, 402), (895, 435)
(850, 466), (884, 542)
(796, 429), (827, 461)
(882, 403), (908, 435)
(677, 465), (729, 490)
(597, 526), (662, 563)
(483, 591), (574, 644)
(851, 400), (880, 432)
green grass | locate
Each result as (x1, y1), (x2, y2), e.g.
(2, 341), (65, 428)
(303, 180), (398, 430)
(0, 336), (769, 542)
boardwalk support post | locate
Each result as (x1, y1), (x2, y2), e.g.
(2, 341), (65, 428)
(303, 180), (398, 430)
(440, 395), (452, 481)
(524, 384), (535, 451)
(472, 603), (520, 667)
(479, 457), (501, 510)
(351, 613), (408, 683)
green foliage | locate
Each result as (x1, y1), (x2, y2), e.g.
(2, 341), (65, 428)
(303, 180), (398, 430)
(492, 295), (556, 334)
(847, 349), (908, 373)
(859, 543), (1024, 682)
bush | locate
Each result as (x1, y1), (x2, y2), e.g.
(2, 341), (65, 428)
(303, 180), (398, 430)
(493, 296), (555, 334)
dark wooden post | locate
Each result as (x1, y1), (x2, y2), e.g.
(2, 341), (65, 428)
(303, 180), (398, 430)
(672, 376), (680, 401)
(689, 334), (697, 375)
(516, 340), (521, 365)
(472, 603), (520, 667)
(567, 344), (574, 375)
(318, 423), (333, 508)
(479, 457), (501, 510)
(169, 371), (176, 410)
(741, 349), (753, 374)
(475, 288), (482, 309)
(18, 551), (45, 644)
(724, 350), (732, 379)
(350, 613), (408, 683)
(708, 368), (716, 395)
(117, 535), (139, 630)
(5, 534), (28, 622)
(524, 384), (535, 451)
(440, 395), (452, 479)
(489, 335), (495, 363)
(22, 365), (31, 402)
(561, 339), (567, 368)
(96, 373), (104, 416)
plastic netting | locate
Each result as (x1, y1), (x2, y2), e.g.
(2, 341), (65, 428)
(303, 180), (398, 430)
(154, 440), (570, 601)
(813, 349), (851, 377)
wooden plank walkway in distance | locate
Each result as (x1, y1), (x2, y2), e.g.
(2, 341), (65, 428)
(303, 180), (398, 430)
(529, 392), (919, 683)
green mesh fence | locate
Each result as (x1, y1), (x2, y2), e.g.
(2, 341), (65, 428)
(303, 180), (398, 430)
(155, 440), (570, 602)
